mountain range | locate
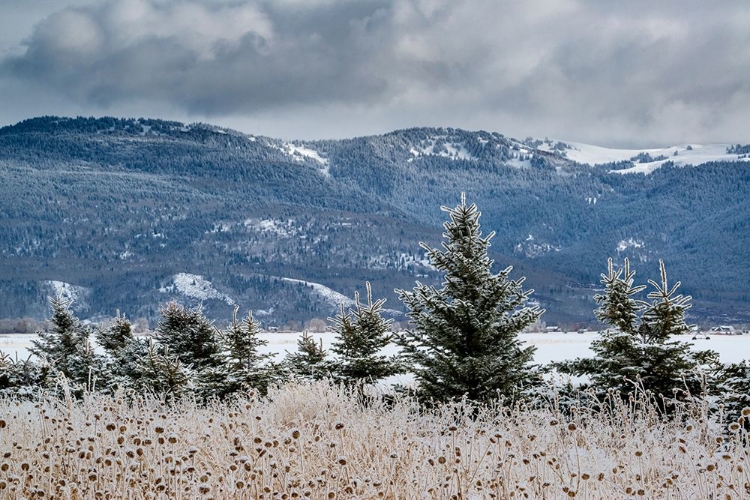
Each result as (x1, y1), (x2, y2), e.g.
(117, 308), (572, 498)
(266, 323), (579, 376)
(1, 116), (748, 327)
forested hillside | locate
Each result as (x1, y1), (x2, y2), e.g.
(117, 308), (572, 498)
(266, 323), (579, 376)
(1, 116), (748, 325)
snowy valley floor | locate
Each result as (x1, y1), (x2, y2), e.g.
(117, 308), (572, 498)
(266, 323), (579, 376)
(2, 331), (748, 366)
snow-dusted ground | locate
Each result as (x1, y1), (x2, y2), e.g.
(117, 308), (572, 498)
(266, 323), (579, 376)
(2, 331), (747, 365)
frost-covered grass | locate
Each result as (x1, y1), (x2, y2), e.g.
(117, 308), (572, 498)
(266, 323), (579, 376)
(0, 381), (748, 499)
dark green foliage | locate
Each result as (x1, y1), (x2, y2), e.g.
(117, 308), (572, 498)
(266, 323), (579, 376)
(713, 361), (750, 430)
(96, 311), (133, 354)
(594, 258), (645, 335)
(95, 313), (147, 393)
(156, 302), (221, 371)
(29, 296), (102, 390)
(329, 283), (402, 385)
(284, 331), (332, 381)
(0, 353), (49, 397)
(201, 307), (279, 397)
(397, 196), (543, 404)
(556, 259), (719, 410)
(134, 340), (192, 397)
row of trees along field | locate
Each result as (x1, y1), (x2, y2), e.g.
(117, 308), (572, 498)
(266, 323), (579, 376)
(2, 196), (749, 427)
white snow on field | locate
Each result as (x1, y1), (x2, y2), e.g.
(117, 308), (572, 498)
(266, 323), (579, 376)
(2, 332), (748, 369)
(160, 273), (235, 305)
(45, 281), (88, 304)
(281, 278), (355, 309)
(560, 142), (750, 174)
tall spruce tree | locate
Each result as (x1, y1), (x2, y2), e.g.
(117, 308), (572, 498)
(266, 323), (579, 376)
(200, 307), (278, 398)
(556, 259), (719, 410)
(156, 302), (221, 371)
(29, 295), (101, 390)
(96, 311), (134, 354)
(329, 283), (402, 385)
(397, 195), (543, 404)
(284, 331), (332, 381)
(134, 339), (192, 397)
(594, 258), (645, 335)
(95, 312), (147, 393)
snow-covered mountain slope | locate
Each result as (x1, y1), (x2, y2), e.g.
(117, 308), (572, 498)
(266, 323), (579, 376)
(281, 277), (355, 309)
(549, 142), (749, 174)
(160, 273), (235, 306)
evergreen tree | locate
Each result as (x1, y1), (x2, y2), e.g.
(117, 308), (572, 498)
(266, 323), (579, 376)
(556, 259), (719, 410)
(29, 295), (101, 390)
(134, 339), (192, 397)
(156, 302), (221, 371)
(329, 283), (402, 385)
(96, 311), (134, 354)
(0, 352), (48, 398)
(713, 361), (750, 431)
(200, 307), (278, 398)
(95, 312), (147, 393)
(397, 195), (543, 404)
(284, 331), (332, 381)
(594, 258), (645, 335)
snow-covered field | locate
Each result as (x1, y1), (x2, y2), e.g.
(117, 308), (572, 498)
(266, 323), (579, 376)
(2, 331), (747, 365)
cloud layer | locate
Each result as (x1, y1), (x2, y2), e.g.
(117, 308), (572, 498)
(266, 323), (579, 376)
(2, 0), (749, 144)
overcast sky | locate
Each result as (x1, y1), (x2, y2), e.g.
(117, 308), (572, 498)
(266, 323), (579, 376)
(1, 0), (748, 146)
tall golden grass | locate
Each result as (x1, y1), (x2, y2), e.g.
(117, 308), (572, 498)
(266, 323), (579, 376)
(0, 381), (748, 499)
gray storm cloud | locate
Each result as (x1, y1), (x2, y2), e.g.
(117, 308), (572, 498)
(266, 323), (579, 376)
(1, 0), (749, 144)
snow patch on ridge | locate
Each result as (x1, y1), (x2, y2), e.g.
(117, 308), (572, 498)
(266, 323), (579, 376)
(408, 137), (475, 161)
(281, 278), (355, 309)
(45, 281), (89, 305)
(367, 252), (435, 271)
(616, 238), (648, 262)
(160, 273), (235, 305)
(616, 238), (645, 253)
(244, 218), (298, 237)
(283, 143), (330, 176)
(560, 142), (750, 174)
(514, 237), (561, 259)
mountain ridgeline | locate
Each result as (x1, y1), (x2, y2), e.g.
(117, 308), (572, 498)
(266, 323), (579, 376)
(1, 116), (748, 326)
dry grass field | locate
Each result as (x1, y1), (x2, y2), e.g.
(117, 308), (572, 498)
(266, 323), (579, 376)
(0, 382), (748, 499)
